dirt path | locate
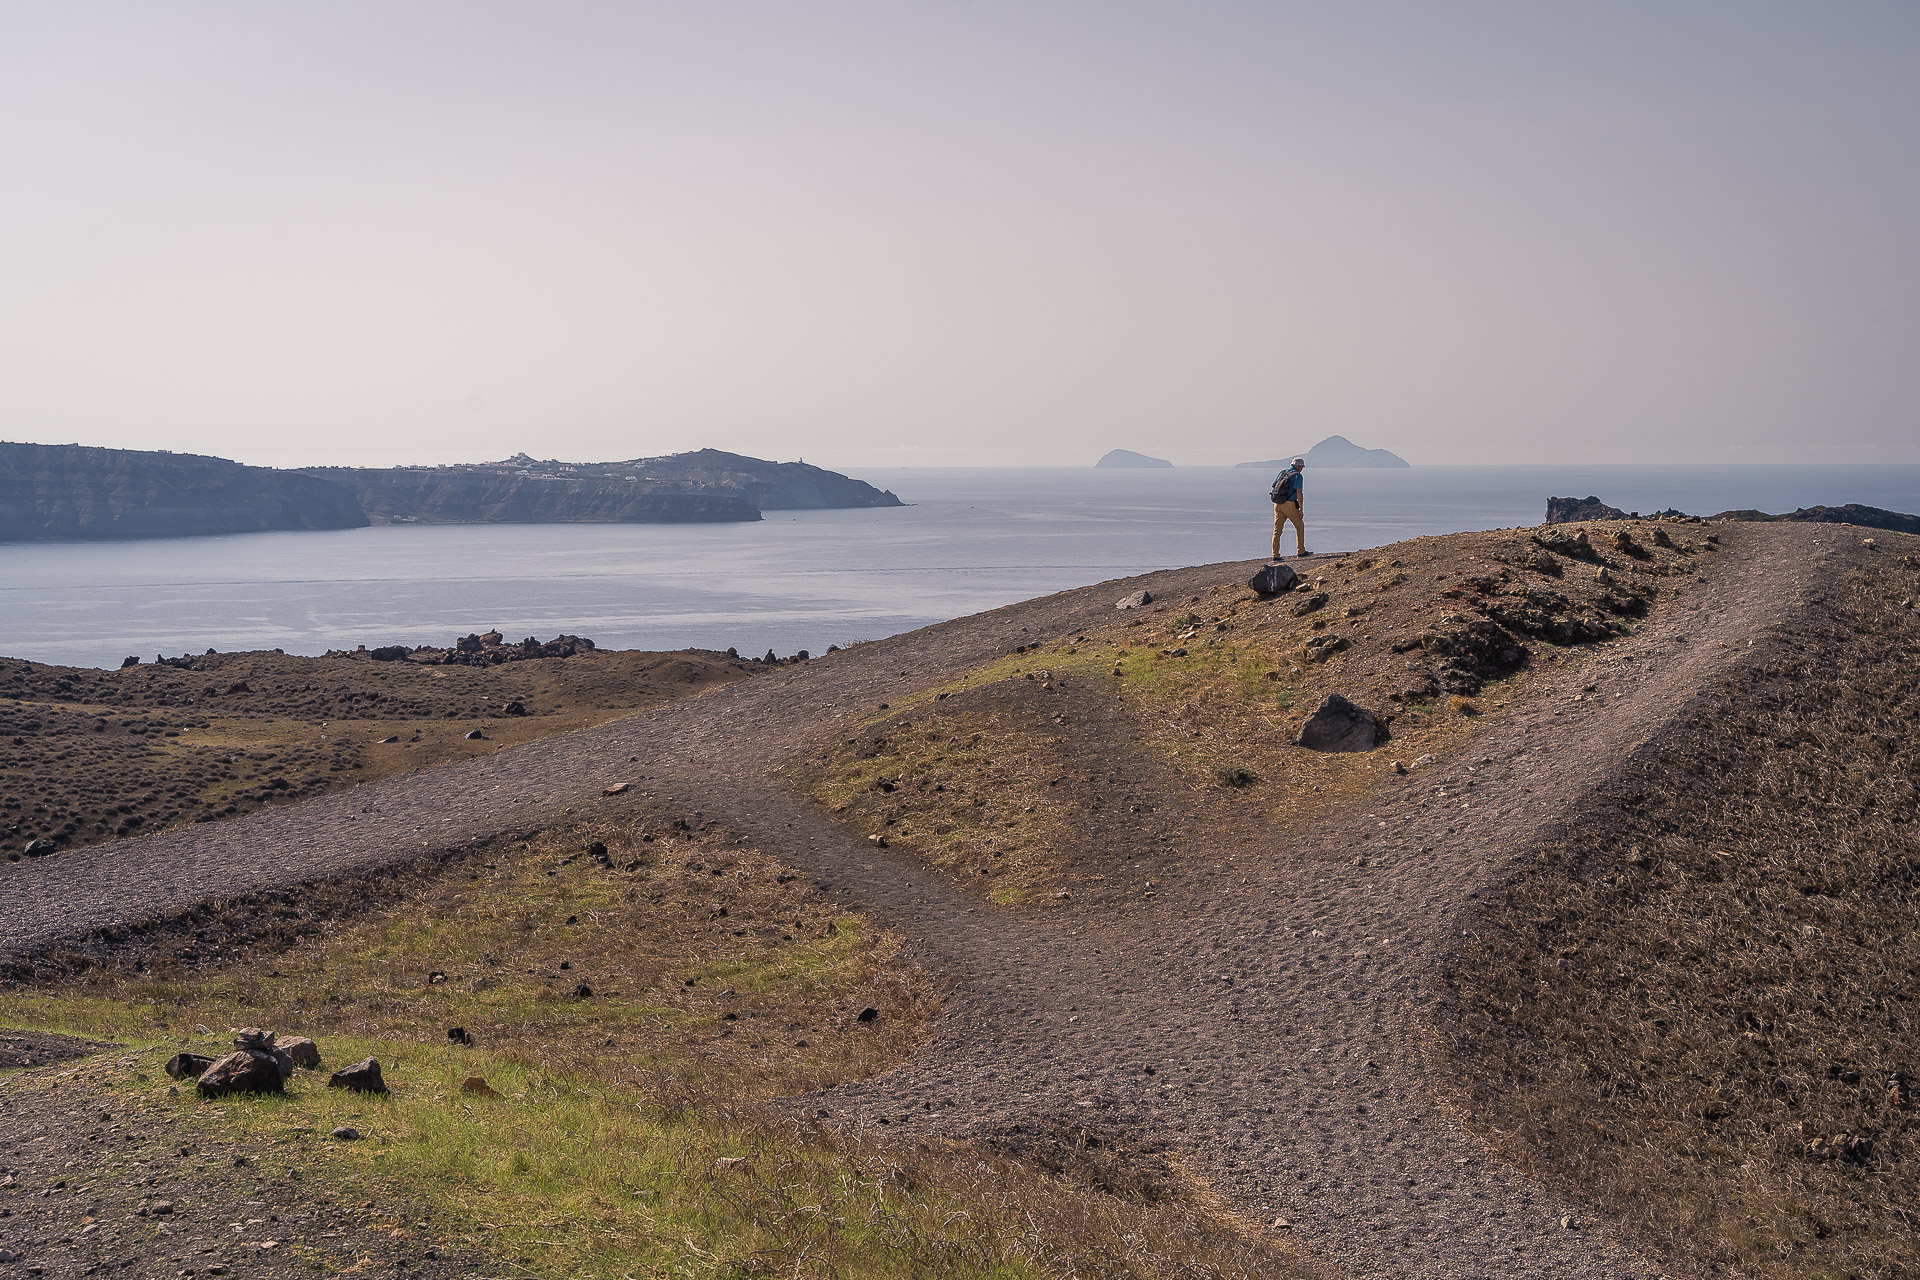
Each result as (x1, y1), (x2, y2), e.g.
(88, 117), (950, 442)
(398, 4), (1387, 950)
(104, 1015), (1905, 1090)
(1, 524), (1843, 1278)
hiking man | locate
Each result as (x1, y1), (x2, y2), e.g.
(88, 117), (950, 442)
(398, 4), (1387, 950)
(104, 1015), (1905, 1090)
(1270, 457), (1308, 559)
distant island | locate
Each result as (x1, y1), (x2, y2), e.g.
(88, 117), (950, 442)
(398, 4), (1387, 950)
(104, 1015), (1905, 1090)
(0, 443), (900, 542)
(1095, 449), (1174, 469)
(308, 448), (901, 526)
(1237, 434), (1410, 469)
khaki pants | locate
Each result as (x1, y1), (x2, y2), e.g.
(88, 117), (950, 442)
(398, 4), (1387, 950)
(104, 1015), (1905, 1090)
(1272, 501), (1305, 557)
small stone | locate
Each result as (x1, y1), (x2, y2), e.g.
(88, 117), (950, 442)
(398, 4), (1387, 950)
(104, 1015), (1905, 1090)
(330, 1126), (361, 1140)
(602, 782), (630, 796)
(1270, 1217), (1290, 1230)
(164, 1052), (216, 1081)
(464, 729), (488, 740)
(152, 1200), (174, 1214)
(461, 1076), (502, 1098)
(447, 1026), (474, 1047)
(1391, 760), (1408, 774)
(1115, 590), (1152, 610)
(279, 1037), (321, 1069)
(856, 1006), (880, 1023)
(1561, 1215), (1577, 1230)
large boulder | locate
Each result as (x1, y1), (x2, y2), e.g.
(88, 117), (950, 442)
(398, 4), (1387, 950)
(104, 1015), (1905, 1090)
(1247, 563), (1300, 596)
(1297, 694), (1385, 753)
(196, 1050), (286, 1097)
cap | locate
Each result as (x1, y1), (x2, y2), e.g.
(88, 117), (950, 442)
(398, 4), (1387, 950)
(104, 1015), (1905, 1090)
(1293, 457), (1305, 467)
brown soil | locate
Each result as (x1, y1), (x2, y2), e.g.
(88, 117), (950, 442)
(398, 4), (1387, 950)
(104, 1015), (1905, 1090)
(0, 644), (751, 857)
(2, 521), (1910, 1278)
(1446, 536), (1920, 1276)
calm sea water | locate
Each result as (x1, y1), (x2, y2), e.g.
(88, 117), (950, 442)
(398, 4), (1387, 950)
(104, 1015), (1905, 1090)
(4, 464), (1916, 670)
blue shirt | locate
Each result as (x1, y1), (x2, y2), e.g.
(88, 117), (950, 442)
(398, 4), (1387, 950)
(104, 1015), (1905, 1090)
(1272, 467), (1303, 504)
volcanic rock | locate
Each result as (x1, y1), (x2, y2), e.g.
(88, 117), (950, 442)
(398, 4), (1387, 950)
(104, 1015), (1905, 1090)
(1297, 694), (1386, 752)
(328, 1057), (388, 1094)
(1247, 563), (1301, 596)
(196, 1049), (286, 1097)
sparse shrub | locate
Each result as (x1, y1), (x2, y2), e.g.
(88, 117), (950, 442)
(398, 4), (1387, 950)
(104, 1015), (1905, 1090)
(1219, 765), (1258, 788)
(1449, 696), (1481, 716)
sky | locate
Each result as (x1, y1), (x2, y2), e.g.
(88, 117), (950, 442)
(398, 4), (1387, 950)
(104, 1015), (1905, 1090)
(1, 2), (1916, 470)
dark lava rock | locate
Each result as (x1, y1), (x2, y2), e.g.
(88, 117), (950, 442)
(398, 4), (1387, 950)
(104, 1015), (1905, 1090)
(1611, 529), (1651, 559)
(1415, 618), (1529, 694)
(196, 1049), (287, 1097)
(22, 839), (56, 857)
(464, 729), (488, 740)
(328, 1057), (388, 1094)
(1296, 693), (1386, 753)
(572, 982), (594, 999)
(1532, 528), (1600, 562)
(857, 1006), (880, 1023)
(1247, 563), (1301, 596)
(447, 1027), (474, 1047)
(1545, 496), (1628, 523)
(368, 645), (409, 662)
(503, 699), (526, 716)
(164, 1052), (216, 1081)
(1291, 591), (1330, 617)
(1303, 634), (1349, 663)
(1483, 589), (1614, 646)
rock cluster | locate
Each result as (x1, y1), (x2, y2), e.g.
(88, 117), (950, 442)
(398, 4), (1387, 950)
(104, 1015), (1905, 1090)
(161, 1028), (351, 1099)
(330, 632), (597, 666)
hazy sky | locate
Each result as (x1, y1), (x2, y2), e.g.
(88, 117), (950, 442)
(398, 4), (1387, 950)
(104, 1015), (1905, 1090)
(3, 2), (1916, 469)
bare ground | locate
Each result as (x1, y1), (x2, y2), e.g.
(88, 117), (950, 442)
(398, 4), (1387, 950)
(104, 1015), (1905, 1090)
(0, 522), (1874, 1277)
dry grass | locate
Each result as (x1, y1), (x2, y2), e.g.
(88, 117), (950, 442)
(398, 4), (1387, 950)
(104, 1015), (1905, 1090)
(1442, 535), (1920, 1278)
(798, 525), (1705, 905)
(2, 815), (1303, 1279)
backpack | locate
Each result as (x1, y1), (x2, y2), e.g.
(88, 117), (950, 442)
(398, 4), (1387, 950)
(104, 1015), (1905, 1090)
(1270, 469), (1300, 504)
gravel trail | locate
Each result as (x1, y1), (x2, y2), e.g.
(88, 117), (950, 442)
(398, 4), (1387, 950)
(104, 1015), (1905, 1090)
(1, 523), (1837, 1278)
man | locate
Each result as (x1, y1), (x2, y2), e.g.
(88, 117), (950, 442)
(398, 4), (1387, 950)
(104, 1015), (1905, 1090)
(1270, 457), (1308, 559)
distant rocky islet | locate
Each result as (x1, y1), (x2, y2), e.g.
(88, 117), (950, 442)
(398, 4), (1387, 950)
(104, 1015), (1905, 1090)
(1096, 436), (1412, 469)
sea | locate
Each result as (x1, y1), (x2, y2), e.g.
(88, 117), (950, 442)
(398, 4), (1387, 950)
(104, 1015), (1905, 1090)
(4, 464), (1917, 671)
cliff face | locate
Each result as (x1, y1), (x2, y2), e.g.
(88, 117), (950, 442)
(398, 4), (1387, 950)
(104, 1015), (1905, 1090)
(310, 449), (899, 523)
(310, 468), (761, 524)
(0, 443), (368, 542)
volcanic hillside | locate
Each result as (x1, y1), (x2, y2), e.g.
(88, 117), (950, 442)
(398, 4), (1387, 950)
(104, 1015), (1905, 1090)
(2, 518), (1916, 1279)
